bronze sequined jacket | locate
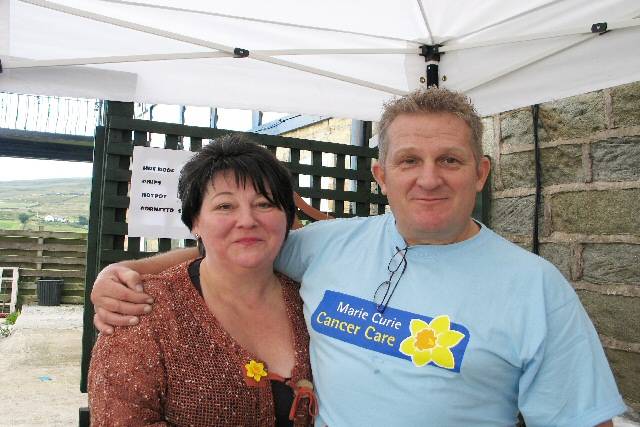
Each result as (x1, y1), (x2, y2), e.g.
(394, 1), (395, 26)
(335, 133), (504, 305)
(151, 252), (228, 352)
(88, 260), (312, 427)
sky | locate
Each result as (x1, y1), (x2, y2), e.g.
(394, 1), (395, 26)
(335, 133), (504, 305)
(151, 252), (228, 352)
(0, 98), (288, 182)
(0, 157), (93, 181)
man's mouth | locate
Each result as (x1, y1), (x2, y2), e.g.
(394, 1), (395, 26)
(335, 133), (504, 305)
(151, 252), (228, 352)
(412, 196), (447, 203)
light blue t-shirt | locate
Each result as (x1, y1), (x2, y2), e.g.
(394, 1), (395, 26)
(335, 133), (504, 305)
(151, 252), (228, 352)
(275, 213), (625, 427)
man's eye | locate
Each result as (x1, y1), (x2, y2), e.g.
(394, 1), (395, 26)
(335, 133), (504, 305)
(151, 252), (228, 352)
(442, 157), (460, 165)
(400, 157), (417, 165)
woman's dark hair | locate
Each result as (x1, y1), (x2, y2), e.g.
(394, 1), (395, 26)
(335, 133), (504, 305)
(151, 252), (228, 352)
(178, 134), (296, 236)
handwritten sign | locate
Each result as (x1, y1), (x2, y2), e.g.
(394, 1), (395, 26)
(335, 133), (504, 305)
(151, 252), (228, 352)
(128, 146), (195, 239)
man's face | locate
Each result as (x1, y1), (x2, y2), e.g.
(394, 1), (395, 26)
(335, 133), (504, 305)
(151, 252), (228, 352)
(372, 112), (490, 245)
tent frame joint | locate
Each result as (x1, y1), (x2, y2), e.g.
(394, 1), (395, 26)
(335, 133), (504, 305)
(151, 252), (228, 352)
(591, 22), (608, 34)
(419, 44), (441, 62)
(233, 48), (250, 58)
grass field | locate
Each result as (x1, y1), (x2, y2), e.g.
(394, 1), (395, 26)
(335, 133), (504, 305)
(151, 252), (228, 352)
(0, 178), (90, 233)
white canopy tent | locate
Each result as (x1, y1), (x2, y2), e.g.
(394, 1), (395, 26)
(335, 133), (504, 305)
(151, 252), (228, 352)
(1, 0), (639, 121)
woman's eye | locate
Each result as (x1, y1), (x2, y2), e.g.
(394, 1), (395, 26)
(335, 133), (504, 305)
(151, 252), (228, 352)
(256, 201), (274, 209)
(215, 203), (233, 211)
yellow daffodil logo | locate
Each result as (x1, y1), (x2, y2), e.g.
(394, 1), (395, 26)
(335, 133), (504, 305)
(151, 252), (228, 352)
(399, 315), (465, 369)
(245, 360), (268, 382)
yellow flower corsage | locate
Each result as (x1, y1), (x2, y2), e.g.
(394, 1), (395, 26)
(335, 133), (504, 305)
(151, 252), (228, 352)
(245, 359), (268, 382)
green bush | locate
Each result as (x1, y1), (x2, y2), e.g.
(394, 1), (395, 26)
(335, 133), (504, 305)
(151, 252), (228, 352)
(5, 310), (20, 325)
(0, 325), (10, 338)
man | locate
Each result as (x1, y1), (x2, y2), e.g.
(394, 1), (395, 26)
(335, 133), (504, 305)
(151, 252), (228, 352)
(92, 88), (625, 426)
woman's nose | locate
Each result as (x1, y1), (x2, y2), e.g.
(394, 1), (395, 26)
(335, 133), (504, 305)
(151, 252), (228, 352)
(235, 207), (258, 227)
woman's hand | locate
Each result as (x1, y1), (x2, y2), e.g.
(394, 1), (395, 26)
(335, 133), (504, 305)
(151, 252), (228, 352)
(91, 263), (154, 334)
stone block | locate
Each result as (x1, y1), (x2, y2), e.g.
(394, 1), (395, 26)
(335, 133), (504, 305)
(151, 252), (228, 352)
(490, 196), (536, 235)
(500, 151), (535, 188)
(500, 108), (545, 145)
(583, 244), (640, 286)
(283, 118), (352, 144)
(501, 93), (607, 144)
(550, 189), (640, 235)
(592, 136), (640, 182)
(577, 291), (640, 343)
(605, 349), (640, 411)
(500, 145), (583, 189)
(481, 117), (497, 160)
(539, 92), (606, 141)
(611, 81), (640, 128)
(539, 243), (572, 279)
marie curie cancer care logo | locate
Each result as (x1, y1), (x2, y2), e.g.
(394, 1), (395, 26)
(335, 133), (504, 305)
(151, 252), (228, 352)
(311, 291), (470, 372)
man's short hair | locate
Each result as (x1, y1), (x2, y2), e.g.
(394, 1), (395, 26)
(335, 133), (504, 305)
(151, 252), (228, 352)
(178, 134), (296, 236)
(377, 87), (483, 165)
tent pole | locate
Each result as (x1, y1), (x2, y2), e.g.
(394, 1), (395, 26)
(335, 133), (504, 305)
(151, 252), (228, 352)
(415, 0), (435, 45)
(442, 18), (640, 53)
(3, 48), (420, 70)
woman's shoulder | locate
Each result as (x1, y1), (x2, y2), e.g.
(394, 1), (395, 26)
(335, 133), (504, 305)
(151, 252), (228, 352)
(276, 272), (300, 290)
(276, 272), (304, 304)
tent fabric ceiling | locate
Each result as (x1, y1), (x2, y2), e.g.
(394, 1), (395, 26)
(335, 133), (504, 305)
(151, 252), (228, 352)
(1, 0), (639, 120)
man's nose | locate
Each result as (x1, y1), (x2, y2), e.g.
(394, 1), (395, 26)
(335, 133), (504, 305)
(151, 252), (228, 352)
(415, 163), (443, 189)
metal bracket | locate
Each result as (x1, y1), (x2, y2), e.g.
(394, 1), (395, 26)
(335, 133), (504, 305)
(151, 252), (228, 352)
(591, 22), (608, 34)
(426, 64), (439, 87)
(419, 45), (442, 87)
(233, 48), (250, 58)
(419, 44), (441, 62)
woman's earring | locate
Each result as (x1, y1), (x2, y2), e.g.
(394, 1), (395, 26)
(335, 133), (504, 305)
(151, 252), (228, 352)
(195, 234), (205, 256)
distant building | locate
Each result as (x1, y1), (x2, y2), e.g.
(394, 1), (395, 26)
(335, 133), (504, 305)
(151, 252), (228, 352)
(43, 215), (68, 223)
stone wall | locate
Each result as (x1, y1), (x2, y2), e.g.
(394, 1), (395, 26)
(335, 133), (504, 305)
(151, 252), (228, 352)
(485, 81), (640, 415)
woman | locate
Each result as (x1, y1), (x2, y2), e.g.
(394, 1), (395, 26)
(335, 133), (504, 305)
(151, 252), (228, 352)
(88, 135), (315, 426)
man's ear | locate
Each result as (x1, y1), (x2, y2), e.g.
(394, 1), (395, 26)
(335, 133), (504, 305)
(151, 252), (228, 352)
(372, 161), (387, 195)
(475, 156), (491, 192)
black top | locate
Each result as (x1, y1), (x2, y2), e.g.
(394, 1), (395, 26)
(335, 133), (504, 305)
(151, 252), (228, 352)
(188, 259), (294, 427)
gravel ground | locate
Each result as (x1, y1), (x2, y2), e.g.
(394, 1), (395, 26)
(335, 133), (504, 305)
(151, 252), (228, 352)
(0, 305), (87, 427)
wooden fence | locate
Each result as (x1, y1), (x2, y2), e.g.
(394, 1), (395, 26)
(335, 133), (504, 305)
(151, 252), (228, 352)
(0, 229), (86, 306)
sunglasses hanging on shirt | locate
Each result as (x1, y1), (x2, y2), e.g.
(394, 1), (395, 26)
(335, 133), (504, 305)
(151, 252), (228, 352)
(373, 245), (410, 314)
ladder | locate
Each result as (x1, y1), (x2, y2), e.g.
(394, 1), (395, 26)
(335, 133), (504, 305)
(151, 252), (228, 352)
(0, 267), (19, 315)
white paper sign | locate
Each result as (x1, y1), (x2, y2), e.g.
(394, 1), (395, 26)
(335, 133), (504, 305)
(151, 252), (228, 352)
(128, 146), (196, 239)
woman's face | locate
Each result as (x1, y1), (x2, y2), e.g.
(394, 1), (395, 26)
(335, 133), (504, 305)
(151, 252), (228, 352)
(192, 172), (288, 271)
